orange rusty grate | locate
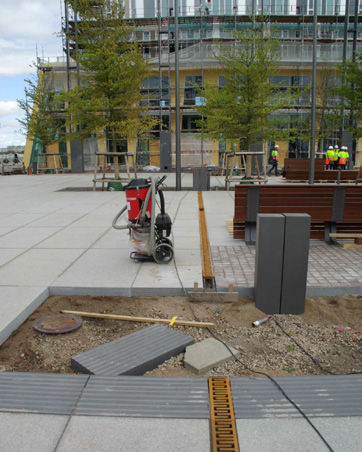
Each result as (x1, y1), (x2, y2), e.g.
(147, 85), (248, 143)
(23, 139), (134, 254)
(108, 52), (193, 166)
(209, 377), (240, 452)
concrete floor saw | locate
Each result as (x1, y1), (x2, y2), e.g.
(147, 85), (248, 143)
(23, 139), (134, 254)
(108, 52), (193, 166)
(112, 176), (174, 264)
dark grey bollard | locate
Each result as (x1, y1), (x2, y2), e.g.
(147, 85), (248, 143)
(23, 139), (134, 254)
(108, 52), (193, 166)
(280, 214), (310, 314)
(254, 214), (285, 314)
(193, 167), (210, 191)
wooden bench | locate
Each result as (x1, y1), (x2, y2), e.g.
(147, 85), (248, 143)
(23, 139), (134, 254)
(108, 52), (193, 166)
(282, 158), (359, 182)
(233, 184), (362, 244)
(329, 233), (362, 248)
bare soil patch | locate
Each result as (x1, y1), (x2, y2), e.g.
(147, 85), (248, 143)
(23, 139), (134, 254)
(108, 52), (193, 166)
(0, 295), (360, 377)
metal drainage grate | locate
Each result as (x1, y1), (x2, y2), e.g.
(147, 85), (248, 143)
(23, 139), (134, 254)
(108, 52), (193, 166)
(209, 377), (240, 452)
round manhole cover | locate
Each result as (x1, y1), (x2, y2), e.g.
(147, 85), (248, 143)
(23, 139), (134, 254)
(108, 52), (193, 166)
(33, 314), (83, 334)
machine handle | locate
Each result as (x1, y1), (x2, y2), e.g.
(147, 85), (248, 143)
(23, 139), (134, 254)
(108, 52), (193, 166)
(156, 175), (167, 188)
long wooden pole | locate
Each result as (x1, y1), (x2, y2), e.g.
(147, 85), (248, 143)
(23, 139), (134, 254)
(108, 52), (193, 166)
(61, 310), (214, 328)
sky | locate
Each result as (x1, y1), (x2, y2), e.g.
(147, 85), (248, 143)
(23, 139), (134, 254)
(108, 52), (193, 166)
(0, 0), (63, 148)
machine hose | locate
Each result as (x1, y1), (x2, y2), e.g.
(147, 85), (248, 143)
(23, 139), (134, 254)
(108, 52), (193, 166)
(112, 205), (128, 230)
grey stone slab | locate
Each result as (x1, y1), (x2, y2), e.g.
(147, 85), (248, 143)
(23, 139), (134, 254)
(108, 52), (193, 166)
(173, 236), (201, 250)
(71, 213), (117, 228)
(52, 248), (139, 289)
(132, 262), (181, 289)
(76, 376), (209, 417)
(230, 375), (362, 419)
(0, 372), (89, 414)
(184, 337), (241, 374)
(71, 324), (195, 376)
(57, 416), (210, 452)
(50, 286), (132, 297)
(35, 226), (108, 249)
(0, 412), (68, 452)
(0, 286), (49, 345)
(172, 249), (201, 266)
(174, 265), (203, 289)
(0, 249), (85, 287)
(0, 227), (14, 237)
(0, 227), (61, 249)
(236, 418), (331, 452)
(0, 213), (48, 228)
(28, 212), (85, 227)
(0, 248), (25, 267)
(90, 227), (131, 249)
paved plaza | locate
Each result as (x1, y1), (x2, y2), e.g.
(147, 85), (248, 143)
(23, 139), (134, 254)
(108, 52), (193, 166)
(0, 173), (360, 451)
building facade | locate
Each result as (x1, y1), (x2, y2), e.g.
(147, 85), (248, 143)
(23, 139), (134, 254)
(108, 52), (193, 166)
(23, 0), (362, 172)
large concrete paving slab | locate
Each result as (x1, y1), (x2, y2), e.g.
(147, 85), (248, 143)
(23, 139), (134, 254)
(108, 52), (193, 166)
(35, 226), (108, 249)
(184, 337), (241, 374)
(71, 324), (195, 376)
(0, 286), (49, 345)
(0, 226), (61, 248)
(0, 248), (25, 267)
(51, 248), (140, 294)
(0, 248), (86, 287)
(57, 416), (210, 452)
(0, 412), (68, 452)
(236, 417), (362, 452)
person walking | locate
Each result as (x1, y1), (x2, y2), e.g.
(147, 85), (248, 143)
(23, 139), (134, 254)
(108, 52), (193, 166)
(268, 145), (279, 176)
(333, 145), (340, 169)
(325, 146), (335, 170)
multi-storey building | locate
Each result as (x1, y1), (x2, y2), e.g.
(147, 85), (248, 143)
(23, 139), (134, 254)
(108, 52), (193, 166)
(23, 0), (361, 172)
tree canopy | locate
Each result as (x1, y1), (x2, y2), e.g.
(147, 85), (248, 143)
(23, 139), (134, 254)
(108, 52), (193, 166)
(63, 0), (157, 150)
(17, 65), (64, 153)
(196, 21), (304, 166)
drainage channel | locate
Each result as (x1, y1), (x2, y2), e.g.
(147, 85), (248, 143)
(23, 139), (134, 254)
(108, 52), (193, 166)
(198, 192), (216, 290)
(209, 377), (240, 452)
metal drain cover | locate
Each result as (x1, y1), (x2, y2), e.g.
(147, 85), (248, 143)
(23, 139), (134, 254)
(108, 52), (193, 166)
(33, 314), (83, 334)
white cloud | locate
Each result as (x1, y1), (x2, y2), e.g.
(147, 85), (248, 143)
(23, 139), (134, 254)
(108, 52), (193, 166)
(0, 101), (22, 118)
(0, 0), (63, 76)
(0, 118), (25, 147)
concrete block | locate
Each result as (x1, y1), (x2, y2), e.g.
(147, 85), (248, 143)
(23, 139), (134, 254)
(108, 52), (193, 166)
(280, 214), (310, 314)
(71, 324), (195, 376)
(184, 338), (240, 375)
(254, 214), (285, 315)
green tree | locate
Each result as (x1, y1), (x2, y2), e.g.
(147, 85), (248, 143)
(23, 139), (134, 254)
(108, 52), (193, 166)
(314, 63), (344, 152)
(17, 65), (64, 154)
(196, 21), (304, 177)
(336, 53), (362, 139)
(63, 0), (157, 152)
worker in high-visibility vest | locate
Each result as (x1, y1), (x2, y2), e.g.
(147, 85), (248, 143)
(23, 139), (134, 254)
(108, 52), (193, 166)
(268, 145), (279, 176)
(333, 145), (340, 169)
(339, 146), (348, 169)
(325, 146), (335, 170)
(344, 146), (350, 169)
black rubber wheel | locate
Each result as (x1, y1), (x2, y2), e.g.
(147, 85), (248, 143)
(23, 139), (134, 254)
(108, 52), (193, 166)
(158, 237), (173, 246)
(153, 243), (174, 264)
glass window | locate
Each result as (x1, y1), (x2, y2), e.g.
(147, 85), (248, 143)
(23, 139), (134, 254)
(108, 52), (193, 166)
(184, 75), (203, 106)
(181, 114), (202, 132)
(140, 76), (170, 107)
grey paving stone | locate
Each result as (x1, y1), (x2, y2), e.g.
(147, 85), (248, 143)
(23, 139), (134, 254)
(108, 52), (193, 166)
(71, 324), (195, 376)
(57, 416), (210, 452)
(184, 337), (241, 374)
(0, 412), (68, 452)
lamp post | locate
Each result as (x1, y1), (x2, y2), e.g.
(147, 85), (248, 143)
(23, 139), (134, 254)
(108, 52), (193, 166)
(308, 0), (318, 184)
(175, 0), (181, 190)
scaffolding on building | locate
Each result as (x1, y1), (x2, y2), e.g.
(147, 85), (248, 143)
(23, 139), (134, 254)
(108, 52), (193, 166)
(57, 1), (361, 172)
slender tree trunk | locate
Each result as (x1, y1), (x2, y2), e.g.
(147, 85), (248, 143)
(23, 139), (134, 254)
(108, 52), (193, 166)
(246, 139), (252, 178)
